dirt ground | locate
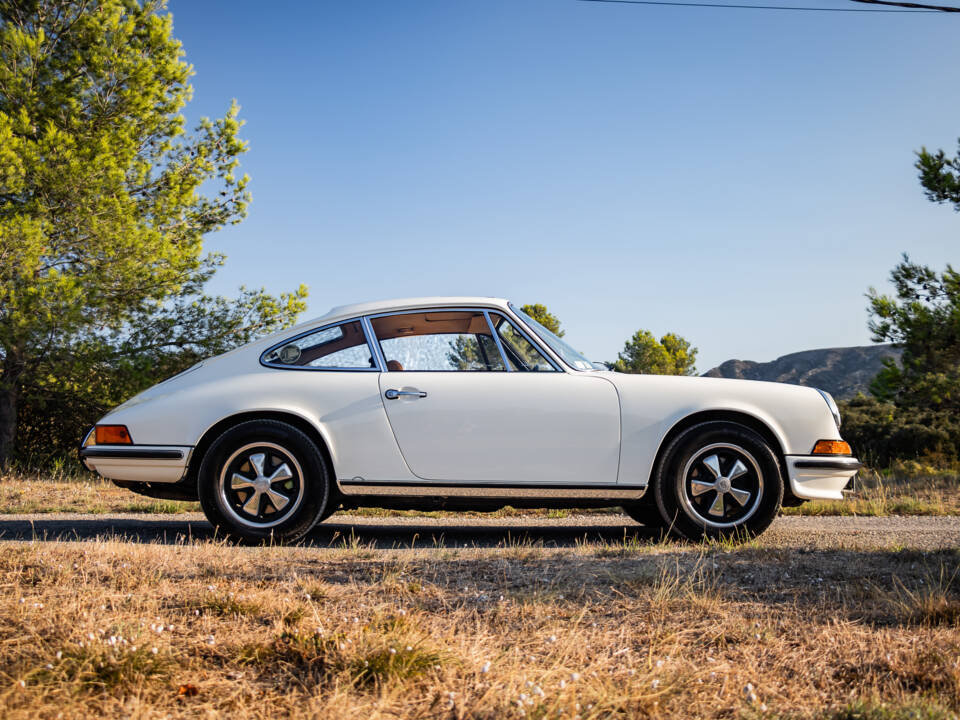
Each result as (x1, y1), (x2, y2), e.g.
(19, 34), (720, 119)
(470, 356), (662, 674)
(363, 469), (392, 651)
(0, 513), (957, 719)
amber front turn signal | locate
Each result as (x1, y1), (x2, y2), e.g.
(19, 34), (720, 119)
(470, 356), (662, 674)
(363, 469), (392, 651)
(812, 439), (851, 455)
(95, 425), (132, 445)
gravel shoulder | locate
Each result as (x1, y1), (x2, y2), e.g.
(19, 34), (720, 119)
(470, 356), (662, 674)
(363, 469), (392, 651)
(0, 512), (956, 550)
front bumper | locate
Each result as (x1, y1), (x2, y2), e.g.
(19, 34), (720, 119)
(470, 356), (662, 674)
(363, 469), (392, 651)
(80, 445), (193, 484)
(785, 455), (862, 500)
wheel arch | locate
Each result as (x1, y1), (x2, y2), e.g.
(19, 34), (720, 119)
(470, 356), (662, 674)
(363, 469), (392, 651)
(184, 410), (336, 491)
(648, 410), (797, 503)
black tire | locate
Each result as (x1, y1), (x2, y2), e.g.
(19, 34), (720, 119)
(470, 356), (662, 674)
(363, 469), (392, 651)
(652, 421), (783, 541)
(621, 500), (667, 528)
(315, 501), (341, 524)
(198, 420), (331, 544)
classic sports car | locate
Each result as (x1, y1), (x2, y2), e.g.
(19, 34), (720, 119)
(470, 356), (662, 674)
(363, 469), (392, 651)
(80, 297), (861, 543)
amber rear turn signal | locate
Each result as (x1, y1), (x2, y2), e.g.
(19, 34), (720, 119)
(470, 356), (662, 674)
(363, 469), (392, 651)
(95, 425), (133, 445)
(812, 439), (851, 455)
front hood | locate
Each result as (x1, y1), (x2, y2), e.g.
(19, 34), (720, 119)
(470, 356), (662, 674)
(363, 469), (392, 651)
(597, 369), (839, 456)
(599, 370), (824, 398)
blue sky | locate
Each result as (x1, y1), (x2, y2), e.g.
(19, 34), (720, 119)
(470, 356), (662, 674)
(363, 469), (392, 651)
(169, 0), (959, 372)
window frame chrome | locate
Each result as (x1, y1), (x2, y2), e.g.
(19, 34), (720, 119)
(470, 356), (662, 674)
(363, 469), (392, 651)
(365, 306), (563, 373)
(483, 310), (512, 373)
(485, 309), (564, 373)
(361, 315), (388, 370)
(260, 318), (383, 372)
(506, 301), (595, 372)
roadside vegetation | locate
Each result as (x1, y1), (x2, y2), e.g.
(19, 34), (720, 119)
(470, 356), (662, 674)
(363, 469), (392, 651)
(781, 467), (960, 518)
(3, 466), (958, 518)
(1, 530), (958, 719)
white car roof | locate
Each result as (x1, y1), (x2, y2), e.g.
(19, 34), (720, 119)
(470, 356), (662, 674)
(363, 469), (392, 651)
(320, 296), (512, 324)
(247, 297), (514, 351)
(204, 297), (521, 370)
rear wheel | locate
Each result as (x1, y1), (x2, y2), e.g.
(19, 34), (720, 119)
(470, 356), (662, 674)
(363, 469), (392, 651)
(198, 420), (331, 543)
(653, 421), (783, 541)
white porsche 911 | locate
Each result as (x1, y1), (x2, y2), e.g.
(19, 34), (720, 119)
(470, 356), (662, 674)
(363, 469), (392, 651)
(80, 297), (861, 543)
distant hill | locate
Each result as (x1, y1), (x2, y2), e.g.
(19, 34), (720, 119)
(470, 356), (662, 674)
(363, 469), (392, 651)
(702, 344), (902, 399)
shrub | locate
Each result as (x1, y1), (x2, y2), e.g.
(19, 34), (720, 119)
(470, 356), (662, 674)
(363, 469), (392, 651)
(839, 395), (960, 469)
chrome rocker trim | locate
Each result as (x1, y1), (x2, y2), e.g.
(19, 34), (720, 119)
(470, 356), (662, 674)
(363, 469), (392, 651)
(337, 480), (647, 500)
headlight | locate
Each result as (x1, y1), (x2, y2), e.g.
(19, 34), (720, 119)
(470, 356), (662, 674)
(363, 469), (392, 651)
(816, 389), (841, 429)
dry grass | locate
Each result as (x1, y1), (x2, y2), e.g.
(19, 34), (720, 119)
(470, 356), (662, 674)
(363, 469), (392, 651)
(0, 472), (199, 515)
(0, 528), (958, 719)
(0, 472), (591, 518)
(782, 470), (960, 517)
(3, 469), (958, 518)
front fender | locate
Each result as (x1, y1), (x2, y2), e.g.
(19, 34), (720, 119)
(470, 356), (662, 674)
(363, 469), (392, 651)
(605, 373), (840, 486)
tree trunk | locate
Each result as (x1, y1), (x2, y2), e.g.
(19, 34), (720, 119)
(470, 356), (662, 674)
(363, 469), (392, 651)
(0, 383), (16, 470)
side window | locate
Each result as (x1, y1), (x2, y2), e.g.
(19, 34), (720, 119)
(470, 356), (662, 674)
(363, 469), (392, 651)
(371, 311), (506, 372)
(490, 314), (557, 372)
(262, 320), (375, 369)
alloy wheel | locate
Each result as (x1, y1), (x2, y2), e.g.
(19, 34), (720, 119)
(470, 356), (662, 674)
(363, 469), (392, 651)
(217, 442), (306, 529)
(677, 442), (764, 529)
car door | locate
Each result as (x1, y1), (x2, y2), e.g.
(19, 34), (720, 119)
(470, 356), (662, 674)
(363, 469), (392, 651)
(370, 309), (621, 485)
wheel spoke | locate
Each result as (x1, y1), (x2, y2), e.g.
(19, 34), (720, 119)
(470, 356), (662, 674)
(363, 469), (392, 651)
(242, 488), (263, 515)
(702, 454), (722, 479)
(223, 445), (303, 525)
(728, 459), (748, 481)
(683, 444), (762, 525)
(266, 488), (290, 512)
(267, 463), (293, 484)
(690, 479), (716, 497)
(729, 487), (751, 506)
(230, 473), (256, 490)
(707, 492), (725, 516)
(248, 453), (267, 478)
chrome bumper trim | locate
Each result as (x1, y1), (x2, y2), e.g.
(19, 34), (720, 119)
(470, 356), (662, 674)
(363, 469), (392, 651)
(81, 448), (185, 460)
(785, 454), (861, 501)
(793, 459), (863, 471)
(81, 445), (194, 484)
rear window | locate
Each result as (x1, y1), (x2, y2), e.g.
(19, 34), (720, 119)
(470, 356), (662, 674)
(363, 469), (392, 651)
(262, 321), (376, 369)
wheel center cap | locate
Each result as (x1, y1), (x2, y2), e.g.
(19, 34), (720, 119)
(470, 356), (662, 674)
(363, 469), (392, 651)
(716, 477), (731, 493)
(254, 477), (270, 492)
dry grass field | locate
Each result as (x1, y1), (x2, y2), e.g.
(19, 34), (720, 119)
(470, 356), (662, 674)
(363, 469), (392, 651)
(1, 470), (958, 719)
(0, 517), (957, 718)
(1, 468), (958, 519)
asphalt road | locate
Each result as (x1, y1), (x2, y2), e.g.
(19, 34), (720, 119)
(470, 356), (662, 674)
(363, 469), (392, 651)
(0, 513), (957, 550)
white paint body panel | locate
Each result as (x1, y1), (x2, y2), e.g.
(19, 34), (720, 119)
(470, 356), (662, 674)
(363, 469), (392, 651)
(377, 372), (620, 484)
(785, 457), (860, 499)
(84, 449), (191, 483)
(87, 296), (856, 501)
(603, 372), (844, 489)
(101, 369), (415, 484)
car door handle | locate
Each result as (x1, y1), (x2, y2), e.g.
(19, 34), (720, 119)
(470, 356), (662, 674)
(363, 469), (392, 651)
(384, 389), (427, 400)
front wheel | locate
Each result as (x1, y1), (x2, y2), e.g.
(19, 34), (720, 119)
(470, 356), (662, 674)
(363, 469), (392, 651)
(652, 421), (783, 541)
(198, 420), (331, 543)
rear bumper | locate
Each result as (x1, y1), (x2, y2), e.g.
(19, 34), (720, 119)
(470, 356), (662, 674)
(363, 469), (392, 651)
(80, 445), (193, 484)
(785, 455), (862, 500)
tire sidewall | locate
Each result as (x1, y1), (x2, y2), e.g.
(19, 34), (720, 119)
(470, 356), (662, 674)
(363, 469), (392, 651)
(198, 420), (329, 543)
(654, 421), (783, 541)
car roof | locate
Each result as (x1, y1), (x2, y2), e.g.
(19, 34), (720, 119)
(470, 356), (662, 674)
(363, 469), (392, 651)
(319, 296), (512, 324)
(204, 297), (520, 368)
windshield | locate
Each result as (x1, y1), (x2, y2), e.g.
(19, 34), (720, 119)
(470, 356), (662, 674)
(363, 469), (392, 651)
(510, 303), (594, 371)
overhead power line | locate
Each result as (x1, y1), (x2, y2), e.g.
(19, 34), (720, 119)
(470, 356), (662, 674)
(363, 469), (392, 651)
(577, 0), (956, 12)
(851, 0), (960, 10)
